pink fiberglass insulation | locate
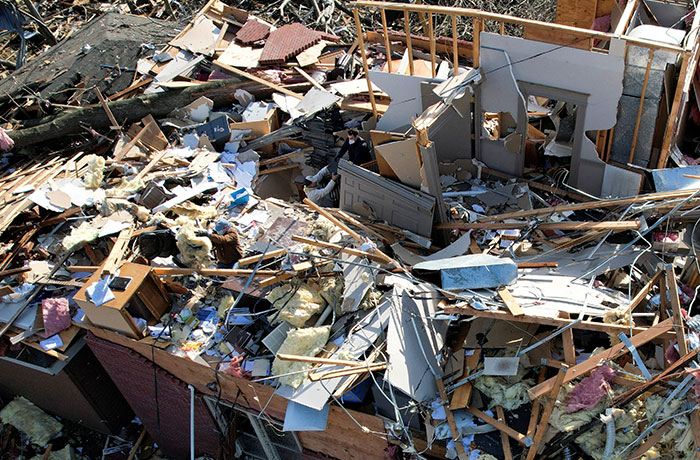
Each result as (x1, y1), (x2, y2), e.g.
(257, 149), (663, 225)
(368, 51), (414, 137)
(42, 297), (71, 337)
(566, 365), (616, 413)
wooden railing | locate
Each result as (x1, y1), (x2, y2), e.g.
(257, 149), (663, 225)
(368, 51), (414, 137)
(352, 0), (700, 169)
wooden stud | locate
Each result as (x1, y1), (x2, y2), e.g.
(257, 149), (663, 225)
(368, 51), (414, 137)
(500, 20), (505, 34)
(213, 60), (303, 100)
(528, 318), (672, 400)
(614, 0), (641, 35)
(380, 8), (393, 73)
(665, 266), (689, 355)
(450, 349), (481, 410)
(630, 270), (663, 312)
(452, 14), (459, 72)
(558, 311), (576, 365)
(293, 66), (325, 91)
(404, 10), (415, 75)
(442, 303), (661, 336)
(303, 198), (395, 265)
(438, 378), (469, 460)
(496, 407), (513, 460)
(629, 48), (654, 163)
(309, 364), (387, 381)
(352, 8), (379, 121)
(525, 365), (568, 460)
(473, 18), (481, 68)
(498, 287), (524, 316)
(435, 220), (641, 231)
(466, 407), (532, 447)
(93, 87), (120, 130)
(477, 189), (700, 223)
(237, 248), (287, 267)
(428, 12), (436, 78)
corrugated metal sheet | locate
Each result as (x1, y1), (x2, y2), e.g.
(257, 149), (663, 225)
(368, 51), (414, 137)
(236, 19), (270, 44)
(259, 23), (320, 64)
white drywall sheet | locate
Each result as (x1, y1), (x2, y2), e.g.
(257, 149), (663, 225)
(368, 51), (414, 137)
(479, 32), (624, 130)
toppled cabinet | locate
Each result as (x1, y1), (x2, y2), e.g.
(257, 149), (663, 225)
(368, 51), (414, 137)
(74, 263), (171, 339)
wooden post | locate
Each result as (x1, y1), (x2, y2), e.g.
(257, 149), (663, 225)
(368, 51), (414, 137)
(404, 10), (415, 75)
(500, 20), (505, 34)
(558, 311), (576, 365)
(473, 17), (482, 68)
(525, 365), (568, 460)
(428, 12), (436, 78)
(437, 378), (469, 460)
(353, 8), (379, 121)
(496, 406), (513, 460)
(380, 8), (393, 73)
(629, 48), (654, 164)
(452, 14), (459, 72)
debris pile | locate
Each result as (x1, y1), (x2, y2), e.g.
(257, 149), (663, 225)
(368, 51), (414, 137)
(1, 0), (700, 459)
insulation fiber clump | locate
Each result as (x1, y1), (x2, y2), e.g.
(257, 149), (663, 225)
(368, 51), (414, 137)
(0, 397), (62, 446)
(266, 282), (327, 327)
(83, 154), (105, 189)
(272, 326), (331, 388)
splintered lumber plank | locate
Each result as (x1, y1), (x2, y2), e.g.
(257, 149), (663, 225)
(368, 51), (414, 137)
(517, 262), (558, 268)
(258, 148), (309, 166)
(528, 318), (673, 400)
(558, 311), (576, 365)
(114, 120), (154, 161)
(434, 221), (641, 231)
(236, 248), (287, 267)
(665, 267), (689, 355)
(466, 407), (532, 447)
(259, 272), (296, 288)
(331, 209), (388, 242)
(293, 66), (325, 91)
(630, 270), (663, 312)
(101, 226), (133, 276)
(525, 365), (568, 460)
(450, 349), (481, 410)
(276, 353), (376, 367)
(438, 378), (469, 460)
(303, 198), (395, 265)
(291, 236), (389, 264)
(309, 364), (387, 381)
(477, 190), (699, 223)
(213, 60), (303, 99)
(442, 303), (666, 337)
(93, 87), (120, 129)
(496, 407), (513, 460)
(627, 420), (672, 460)
(498, 287), (523, 316)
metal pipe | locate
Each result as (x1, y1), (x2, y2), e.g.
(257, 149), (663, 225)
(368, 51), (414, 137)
(188, 384), (195, 460)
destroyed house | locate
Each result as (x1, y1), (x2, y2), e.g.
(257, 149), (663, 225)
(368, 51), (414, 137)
(2, 0), (700, 459)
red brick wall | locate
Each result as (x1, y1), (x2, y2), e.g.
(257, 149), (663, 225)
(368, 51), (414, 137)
(85, 332), (220, 458)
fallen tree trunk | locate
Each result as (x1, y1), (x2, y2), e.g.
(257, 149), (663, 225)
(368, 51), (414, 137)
(9, 78), (309, 148)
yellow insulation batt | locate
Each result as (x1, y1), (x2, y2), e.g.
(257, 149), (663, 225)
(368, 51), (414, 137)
(61, 220), (100, 251)
(83, 154), (105, 189)
(105, 177), (146, 198)
(272, 326), (331, 388)
(266, 283), (327, 327)
(176, 220), (212, 267)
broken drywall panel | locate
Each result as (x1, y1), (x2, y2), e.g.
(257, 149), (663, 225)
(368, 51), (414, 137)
(289, 88), (341, 120)
(385, 285), (447, 403)
(217, 42), (262, 68)
(369, 71), (443, 132)
(479, 32), (624, 130)
(483, 357), (520, 376)
(340, 253), (377, 314)
(600, 161), (643, 198)
(290, 297), (393, 410)
(374, 138), (422, 189)
(419, 81), (473, 162)
(338, 159), (435, 237)
(423, 231), (472, 262)
(414, 254), (517, 290)
(170, 16), (221, 56)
